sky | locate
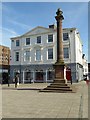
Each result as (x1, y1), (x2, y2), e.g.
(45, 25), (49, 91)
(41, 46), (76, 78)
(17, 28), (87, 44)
(1, 2), (88, 60)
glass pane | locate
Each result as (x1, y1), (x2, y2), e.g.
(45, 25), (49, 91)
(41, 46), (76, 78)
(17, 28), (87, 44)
(37, 36), (41, 43)
(24, 51), (30, 61)
(36, 50), (41, 60)
(16, 40), (19, 46)
(63, 33), (69, 41)
(48, 35), (53, 42)
(16, 52), (19, 61)
(64, 48), (69, 58)
(48, 48), (53, 59)
(26, 38), (30, 45)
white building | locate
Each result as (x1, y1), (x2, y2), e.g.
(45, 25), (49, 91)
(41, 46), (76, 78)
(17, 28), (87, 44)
(10, 25), (83, 83)
(82, 54), (88, 76)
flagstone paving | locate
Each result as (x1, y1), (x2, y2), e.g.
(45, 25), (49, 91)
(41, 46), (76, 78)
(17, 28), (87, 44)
(1, 81), (88, 118)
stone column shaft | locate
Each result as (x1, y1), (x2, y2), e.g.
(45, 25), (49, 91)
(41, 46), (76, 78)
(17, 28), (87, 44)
(57, 20), (64, 62)
(55, 8), (64, 64)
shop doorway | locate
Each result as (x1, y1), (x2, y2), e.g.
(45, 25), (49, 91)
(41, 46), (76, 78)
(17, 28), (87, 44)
(24, 70), (33, 83)
(2, 72), (8, 84)
(35, 71), (43, 82)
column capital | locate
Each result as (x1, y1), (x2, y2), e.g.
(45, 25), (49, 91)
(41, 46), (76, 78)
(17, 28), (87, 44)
(55, 8), (64, 21)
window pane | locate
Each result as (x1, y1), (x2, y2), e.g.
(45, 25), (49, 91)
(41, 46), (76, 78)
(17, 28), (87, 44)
(48, 35), (53, 42)
(15, 52), (19, 61)
(26, 38), (30, 45)
(37, 36), (41, 43)
(63, 33), (69, 41)
(48, 48), (53, 59)
(16, 40), (19, 46)
(63, 48), (69, 58)
(24, 51), (30, 61)
(36, 50), (41, 60)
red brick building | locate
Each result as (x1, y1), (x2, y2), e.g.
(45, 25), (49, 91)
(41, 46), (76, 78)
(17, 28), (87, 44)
(0, 45), (10, 83)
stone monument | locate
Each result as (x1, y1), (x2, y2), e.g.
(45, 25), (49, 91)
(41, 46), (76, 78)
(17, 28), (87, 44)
(40, 8), (73, 92)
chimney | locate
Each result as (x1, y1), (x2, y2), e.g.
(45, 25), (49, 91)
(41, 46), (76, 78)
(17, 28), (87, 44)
(82, 54), (85, 59)
(49, 24), (56, 29)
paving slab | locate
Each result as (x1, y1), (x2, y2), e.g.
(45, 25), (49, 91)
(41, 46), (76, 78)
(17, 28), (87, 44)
(1, 81), (88, 118)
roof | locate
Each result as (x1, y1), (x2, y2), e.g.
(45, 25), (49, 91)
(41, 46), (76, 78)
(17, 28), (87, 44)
(0, 45), (10, 49)
(10, 26), (56, 40)
(10, 26), (77, 40)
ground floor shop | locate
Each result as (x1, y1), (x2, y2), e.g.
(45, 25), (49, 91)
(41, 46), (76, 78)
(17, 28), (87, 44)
(10, 63), (83, 83)
(0, 65), (10, 84)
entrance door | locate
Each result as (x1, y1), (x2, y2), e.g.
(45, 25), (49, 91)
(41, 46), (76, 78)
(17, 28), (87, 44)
(66, 68), (71, 81)
(2, 72), (8, 84)
(24, 71), (31, 83)
(35, 71), (43, 82)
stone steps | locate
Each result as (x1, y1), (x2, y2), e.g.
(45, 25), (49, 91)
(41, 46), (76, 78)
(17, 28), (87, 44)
(54, 79), (66, 83)
(40, 89), (73, 93)
(43, 87), (72, 91)
(50, 83), (68, 86)
(47, 85), (70, 88)
(39, 79), (74, 93)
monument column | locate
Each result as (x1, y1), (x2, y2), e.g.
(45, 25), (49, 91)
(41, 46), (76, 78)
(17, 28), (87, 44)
(55, 8), (64, 63)
(54, 8), (65, 82)
(40, 8), (73, 92)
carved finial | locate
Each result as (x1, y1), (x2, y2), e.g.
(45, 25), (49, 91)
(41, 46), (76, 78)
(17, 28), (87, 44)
(56, 8), (63, 16)
(55, 8), (64, 20)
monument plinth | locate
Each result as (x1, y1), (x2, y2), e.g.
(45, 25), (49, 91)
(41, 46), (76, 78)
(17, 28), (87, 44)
(40, 8), (73, 93)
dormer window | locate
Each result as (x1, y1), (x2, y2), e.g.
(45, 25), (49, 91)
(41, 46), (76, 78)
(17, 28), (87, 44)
(16, 40), (20, 46)
(26, 38), (30, 45)
(37, 36), (41, 44)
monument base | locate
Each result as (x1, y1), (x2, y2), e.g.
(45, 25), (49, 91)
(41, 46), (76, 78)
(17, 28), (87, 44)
(40, 64), (74, 93)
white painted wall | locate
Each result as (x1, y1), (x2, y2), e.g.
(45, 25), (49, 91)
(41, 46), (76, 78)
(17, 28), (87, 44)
(82, 57), (88, 75)
(10, 27), (83, 66)
(75, 31), (83, 65)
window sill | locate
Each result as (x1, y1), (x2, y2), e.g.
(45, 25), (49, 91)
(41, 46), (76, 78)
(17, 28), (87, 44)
(35, 60), (43, 62)
(47, 59), (54, 60)
(16, 46), (20, 47)
(35, 43), (42, 44)
(47, 42), (53, 43)
(24, 61), (31, 62)
(25, 44), (31, 46)
(63, 39), (69, 42)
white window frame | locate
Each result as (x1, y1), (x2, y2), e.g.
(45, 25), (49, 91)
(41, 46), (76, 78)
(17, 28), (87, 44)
(16, 40), (20, 47)
(63, 47), (69, 58)
(47, 48), (53, 60)
(48, 34), (53, 43)
(26, 38), (30, 45)
(35, 49), (42, 61)
(37, 36), (41, 44)
(24, 50), (31, 62)
(15, 51), (19, 62)
(63, 33), (69, 41)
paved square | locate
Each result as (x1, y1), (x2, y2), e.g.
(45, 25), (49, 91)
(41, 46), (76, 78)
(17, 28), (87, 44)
(1, 81), (88, 118)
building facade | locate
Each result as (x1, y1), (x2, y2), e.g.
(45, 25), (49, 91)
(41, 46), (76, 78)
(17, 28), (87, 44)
(88, 63), (90, 79)
(0, 45), (10, 83)
(10, 25), (83, 83)
(82, 54), (88, 76)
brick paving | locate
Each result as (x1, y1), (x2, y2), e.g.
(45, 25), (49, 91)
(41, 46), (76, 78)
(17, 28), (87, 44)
(1, 81), (88, 118)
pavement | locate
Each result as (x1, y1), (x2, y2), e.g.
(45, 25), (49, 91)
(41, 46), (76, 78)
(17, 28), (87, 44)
(1, 81), (88, 119)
